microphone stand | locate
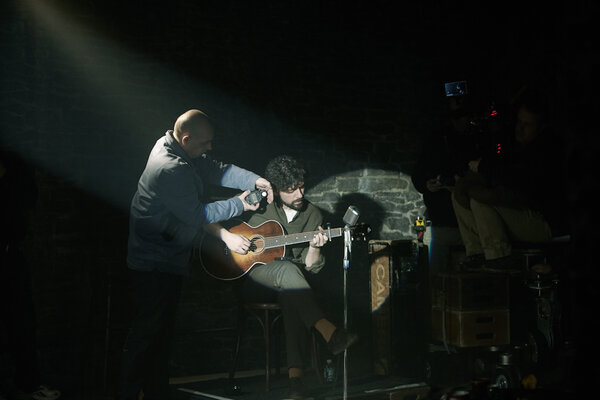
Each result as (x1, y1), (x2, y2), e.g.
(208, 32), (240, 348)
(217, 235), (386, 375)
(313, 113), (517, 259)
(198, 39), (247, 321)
(342, 224), (352, 400)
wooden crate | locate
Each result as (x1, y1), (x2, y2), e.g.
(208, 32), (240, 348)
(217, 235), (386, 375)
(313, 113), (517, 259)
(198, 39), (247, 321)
(431, 307), (510, 347)
(431, 272), (509, 311)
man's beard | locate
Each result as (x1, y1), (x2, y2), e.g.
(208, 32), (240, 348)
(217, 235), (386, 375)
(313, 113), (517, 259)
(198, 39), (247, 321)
(282, 197), (305, 211)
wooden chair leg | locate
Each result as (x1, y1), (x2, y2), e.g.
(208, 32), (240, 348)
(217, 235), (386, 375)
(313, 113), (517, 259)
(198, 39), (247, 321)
(237, 304), (283, 393)
(229, 304), (246, 383)
(272, 314), (282, 377)
(263, 308), (271, 392)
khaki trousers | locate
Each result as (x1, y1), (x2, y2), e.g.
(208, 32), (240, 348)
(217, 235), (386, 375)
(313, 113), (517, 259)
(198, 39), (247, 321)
(451, 193), (552, 260)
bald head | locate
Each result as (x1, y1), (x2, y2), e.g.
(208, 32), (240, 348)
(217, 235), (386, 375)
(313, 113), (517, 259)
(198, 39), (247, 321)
(173, 109), (214, 158)
(173, 109), (211, 138)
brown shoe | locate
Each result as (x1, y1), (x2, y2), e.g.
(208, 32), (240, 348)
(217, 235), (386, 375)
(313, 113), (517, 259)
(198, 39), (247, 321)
(327, 328), (358, 355)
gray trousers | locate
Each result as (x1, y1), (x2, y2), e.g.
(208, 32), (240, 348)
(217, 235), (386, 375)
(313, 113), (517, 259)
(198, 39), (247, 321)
(451, 193), (552, 260)
(242, 261), (324, 369)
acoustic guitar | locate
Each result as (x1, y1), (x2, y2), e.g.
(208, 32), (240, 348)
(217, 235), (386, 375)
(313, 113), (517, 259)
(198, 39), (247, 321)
(197, 220), (370, 281)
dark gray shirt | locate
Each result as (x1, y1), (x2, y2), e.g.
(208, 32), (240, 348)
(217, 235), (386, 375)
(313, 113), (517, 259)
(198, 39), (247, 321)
(127, 130), (259, 275)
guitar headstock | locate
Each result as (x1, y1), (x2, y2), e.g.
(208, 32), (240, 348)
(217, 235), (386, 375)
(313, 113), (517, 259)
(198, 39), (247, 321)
(351, 222), (371, 241)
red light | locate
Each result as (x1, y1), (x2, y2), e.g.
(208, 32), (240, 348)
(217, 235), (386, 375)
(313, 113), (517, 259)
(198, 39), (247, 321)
(490, 110), (498, 116)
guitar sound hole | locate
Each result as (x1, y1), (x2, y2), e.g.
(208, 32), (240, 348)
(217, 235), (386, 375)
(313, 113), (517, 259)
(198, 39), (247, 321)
(250, 237), (265, 253)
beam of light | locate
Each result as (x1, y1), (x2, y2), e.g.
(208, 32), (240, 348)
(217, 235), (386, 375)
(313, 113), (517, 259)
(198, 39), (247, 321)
(9, 0), (272, 211)
(8, 1), (427, 233)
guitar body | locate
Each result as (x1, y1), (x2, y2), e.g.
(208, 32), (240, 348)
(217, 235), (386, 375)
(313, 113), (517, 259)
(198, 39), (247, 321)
(199, 220), (286, 281)
(197, 219), (369, 281)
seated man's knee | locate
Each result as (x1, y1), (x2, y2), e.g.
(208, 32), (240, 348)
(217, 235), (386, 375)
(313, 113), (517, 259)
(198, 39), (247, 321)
(469, 197), (491, 211)
(278, 261), (309, 290)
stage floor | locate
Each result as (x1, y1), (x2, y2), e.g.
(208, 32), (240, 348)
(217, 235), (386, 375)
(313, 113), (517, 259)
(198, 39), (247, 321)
(170, 372), (431, 400)
(167, 341), (580, 400)
(167, 368), (577, 400)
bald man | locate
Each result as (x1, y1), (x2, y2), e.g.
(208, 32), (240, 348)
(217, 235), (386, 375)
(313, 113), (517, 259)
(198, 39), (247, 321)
(120, 110), (272, 400)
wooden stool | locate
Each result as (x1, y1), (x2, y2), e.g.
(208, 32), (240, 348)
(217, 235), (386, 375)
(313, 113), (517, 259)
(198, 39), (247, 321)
(229, 302), (283, 392)
(512, 235), (572, 271)
(229, 302), (323, 392)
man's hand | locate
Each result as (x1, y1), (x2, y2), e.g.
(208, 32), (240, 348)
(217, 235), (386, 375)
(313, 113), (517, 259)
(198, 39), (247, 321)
(255, 177), (274, 204)
(309, 226), (329, 249)
(305, 226), (327, 269)
(221, 229), (252, 255)
(204, 223), (251, 255)
(238, 190), (261, 212)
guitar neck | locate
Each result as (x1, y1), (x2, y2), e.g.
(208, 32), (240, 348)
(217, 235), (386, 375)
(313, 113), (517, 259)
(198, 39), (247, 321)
(263, 227), (343, 249)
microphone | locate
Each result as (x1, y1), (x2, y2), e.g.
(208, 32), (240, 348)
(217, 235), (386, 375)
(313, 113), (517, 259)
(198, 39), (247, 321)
(343, 206), (359, 227)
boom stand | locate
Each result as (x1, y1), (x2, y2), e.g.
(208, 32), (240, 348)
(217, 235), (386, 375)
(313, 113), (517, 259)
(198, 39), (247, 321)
(342, 225), (352, 400)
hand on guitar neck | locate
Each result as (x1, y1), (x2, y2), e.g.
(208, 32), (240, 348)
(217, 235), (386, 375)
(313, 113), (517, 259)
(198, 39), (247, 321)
(305, 226), (329, 268)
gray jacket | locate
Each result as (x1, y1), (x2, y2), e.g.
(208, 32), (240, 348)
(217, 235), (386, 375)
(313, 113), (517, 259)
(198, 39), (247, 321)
(127, 130), (259, 275)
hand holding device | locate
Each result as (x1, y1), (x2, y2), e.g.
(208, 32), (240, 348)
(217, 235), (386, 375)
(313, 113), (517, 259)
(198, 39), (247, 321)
(245, 189), (267, 205)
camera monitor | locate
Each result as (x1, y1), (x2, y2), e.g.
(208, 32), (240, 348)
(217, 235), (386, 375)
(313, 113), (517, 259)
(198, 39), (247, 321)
(445, 80), (468, 97)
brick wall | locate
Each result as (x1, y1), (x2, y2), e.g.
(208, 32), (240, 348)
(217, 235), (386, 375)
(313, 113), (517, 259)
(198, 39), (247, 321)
(1, 1), (593, 398)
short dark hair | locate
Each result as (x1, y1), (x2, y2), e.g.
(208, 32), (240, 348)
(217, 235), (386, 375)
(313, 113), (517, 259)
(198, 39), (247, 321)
(264, 155), (306, 192)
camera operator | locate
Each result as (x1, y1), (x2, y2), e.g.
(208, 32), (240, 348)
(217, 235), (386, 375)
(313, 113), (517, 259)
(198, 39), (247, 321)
(411, 92), (491, 273)
(451, 88), (569, 272)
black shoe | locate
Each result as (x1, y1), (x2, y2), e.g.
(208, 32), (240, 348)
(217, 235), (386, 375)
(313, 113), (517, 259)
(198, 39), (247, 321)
(327, 328), (358, 355)
(482, 254), (521, 273)
(459, 253), (485, 271)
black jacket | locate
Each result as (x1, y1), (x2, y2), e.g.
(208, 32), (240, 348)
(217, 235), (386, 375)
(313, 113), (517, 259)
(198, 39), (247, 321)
(474, 129), (570, 236)
(411, 127), (484, 227)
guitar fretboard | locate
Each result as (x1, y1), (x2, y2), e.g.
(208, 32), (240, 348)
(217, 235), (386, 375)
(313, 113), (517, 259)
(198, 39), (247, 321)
(262, 228), (343, 249)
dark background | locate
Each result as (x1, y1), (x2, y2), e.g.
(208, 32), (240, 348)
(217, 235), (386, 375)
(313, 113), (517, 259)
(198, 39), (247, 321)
(1, 1), (596, 398)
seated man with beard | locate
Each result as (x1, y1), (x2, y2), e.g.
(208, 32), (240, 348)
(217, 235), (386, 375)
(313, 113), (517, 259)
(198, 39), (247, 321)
(206, 155), (357, 400)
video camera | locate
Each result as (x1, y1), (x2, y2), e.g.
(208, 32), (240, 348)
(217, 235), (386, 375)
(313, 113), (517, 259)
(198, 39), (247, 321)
(439, 80), (510, 182)
(444, 80), (468, 97)
(444, 79), (507, 148)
